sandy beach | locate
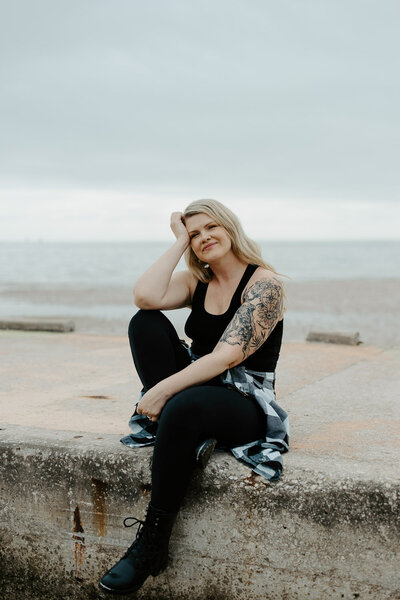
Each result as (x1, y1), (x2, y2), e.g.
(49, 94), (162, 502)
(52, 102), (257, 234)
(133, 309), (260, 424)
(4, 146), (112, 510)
(1, 278), (399, 349)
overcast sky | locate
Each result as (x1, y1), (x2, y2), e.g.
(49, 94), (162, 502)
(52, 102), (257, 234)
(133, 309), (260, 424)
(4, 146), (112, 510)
(0, 0), (399, 241)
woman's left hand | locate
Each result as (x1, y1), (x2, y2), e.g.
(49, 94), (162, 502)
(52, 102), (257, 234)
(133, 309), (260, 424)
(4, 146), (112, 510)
(136, 382), (170, 422)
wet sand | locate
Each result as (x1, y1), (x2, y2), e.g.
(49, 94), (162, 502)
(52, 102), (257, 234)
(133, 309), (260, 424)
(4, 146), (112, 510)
(0, 278), (399, 349)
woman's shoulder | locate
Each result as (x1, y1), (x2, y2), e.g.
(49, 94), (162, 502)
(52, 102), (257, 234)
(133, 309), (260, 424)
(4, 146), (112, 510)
(245, 266), (283, 289)
(241, 266), (284, 311)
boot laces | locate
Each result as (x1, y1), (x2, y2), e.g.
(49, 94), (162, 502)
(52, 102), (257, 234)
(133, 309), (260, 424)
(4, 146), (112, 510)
(122, 517), (146, 558)
(123, 516), (145, 531)
(122, 516), (158, 562)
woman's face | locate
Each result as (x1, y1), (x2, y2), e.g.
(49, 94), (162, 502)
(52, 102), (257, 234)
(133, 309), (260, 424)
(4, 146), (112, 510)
(185, 212), (232, 263)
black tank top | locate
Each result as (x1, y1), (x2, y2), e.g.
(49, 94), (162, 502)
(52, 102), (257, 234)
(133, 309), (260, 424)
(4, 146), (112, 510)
(184, 264), (283, 372)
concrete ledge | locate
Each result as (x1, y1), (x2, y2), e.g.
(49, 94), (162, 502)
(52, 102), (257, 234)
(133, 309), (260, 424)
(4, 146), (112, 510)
(0, 319), (75, 332)
(1, 425), (399, 600)
(306, 330), (361, 345)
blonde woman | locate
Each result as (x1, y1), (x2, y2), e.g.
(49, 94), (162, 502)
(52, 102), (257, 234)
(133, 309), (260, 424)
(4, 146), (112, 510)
(99, 199), (289, 595)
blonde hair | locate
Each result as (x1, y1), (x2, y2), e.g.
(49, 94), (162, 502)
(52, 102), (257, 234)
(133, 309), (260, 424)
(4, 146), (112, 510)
(183, 198), (288, 311)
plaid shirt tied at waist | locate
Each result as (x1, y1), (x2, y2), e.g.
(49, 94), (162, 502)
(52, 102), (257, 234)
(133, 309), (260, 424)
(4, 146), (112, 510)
(120, 346), (290, 481)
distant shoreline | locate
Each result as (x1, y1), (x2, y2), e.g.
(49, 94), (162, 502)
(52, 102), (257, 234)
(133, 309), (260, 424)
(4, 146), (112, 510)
(1, 278), (399, 349)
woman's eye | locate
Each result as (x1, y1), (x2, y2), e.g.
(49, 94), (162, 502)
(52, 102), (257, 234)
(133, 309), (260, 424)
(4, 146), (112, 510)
(190, 233), (198, 239)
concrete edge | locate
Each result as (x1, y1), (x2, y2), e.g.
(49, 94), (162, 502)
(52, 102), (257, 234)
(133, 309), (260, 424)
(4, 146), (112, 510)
(1, 424), (400, 600)
(1, 424), (399, 530)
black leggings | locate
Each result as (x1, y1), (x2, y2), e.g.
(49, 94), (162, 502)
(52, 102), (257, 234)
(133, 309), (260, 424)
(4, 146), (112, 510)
(128, 310), (266, 513)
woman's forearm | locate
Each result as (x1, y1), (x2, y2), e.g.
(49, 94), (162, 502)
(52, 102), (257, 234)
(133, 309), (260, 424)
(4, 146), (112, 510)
(133, 237), (189, 304)
(136, 346), (240, 420)
(159, 350), (232, 399)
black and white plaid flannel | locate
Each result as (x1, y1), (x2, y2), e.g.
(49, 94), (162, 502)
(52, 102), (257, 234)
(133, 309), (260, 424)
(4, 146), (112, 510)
(120, 346), (289, 481)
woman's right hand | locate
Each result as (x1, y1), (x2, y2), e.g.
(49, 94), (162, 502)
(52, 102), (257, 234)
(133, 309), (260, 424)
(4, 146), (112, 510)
(170, 212), (190, 244)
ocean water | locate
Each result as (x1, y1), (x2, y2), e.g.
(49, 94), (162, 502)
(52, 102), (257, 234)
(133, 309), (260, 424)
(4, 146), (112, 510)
(0, 240), (399, 285)
(0, 241), (399, 346)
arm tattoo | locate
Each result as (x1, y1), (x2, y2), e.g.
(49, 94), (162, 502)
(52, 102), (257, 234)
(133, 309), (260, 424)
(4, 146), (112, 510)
(219, 277), (283, 360)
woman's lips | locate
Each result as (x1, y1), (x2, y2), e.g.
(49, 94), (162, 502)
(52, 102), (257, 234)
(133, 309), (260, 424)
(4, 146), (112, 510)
(203, 242), (217, 251)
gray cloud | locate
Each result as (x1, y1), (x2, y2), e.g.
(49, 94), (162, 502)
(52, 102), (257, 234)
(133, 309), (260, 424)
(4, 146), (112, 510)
(1, 0), (399, 202)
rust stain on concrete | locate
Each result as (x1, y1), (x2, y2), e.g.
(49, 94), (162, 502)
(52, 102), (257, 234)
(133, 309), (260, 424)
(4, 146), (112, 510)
(73, 505), (85, 580)
(139, 482), (152, 497)
(243, 472), (262, 487)
(91, 477), (107, 537)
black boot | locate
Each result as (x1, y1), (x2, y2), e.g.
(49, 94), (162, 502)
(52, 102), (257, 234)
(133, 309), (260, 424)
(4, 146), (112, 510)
(98, 503), (177, 595)
(195, 438), (217, 469)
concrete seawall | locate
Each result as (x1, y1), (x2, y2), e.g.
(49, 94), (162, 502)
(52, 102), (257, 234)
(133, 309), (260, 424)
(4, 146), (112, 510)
(1, 426), (399, 600)
(0, 331), (399, 599)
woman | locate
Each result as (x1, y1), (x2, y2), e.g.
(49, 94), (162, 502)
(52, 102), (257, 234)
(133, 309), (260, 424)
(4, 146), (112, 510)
(99, 199), (289, 595)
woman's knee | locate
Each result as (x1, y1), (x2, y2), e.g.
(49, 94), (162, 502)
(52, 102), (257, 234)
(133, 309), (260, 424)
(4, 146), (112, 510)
(128, 309), (165, 338)
(160, 388), (207, 424)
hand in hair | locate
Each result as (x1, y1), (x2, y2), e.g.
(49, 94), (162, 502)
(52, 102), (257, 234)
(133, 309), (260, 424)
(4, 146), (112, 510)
(170, 212), (190, 244)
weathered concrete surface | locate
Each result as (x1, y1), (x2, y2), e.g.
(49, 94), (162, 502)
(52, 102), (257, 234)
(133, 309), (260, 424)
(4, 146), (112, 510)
(1, 426), (399, 600)
(0, 329), (384, 435)
(0, 331), (400, 599)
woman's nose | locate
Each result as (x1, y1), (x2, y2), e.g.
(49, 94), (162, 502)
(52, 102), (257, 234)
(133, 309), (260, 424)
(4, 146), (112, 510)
(200, 230), (211, 241)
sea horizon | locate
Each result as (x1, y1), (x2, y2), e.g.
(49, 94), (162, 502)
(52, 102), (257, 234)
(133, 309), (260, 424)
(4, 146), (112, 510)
(1, 239), (399, 285)
(0, 239), (399, 347)
(1, 238), (398, 243)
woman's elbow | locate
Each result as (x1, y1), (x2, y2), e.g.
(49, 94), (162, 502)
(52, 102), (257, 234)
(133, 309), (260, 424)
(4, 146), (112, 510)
(227, 354), (244, 369)
(133, 290), (156, 310)
(212, 345), (243, 371)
